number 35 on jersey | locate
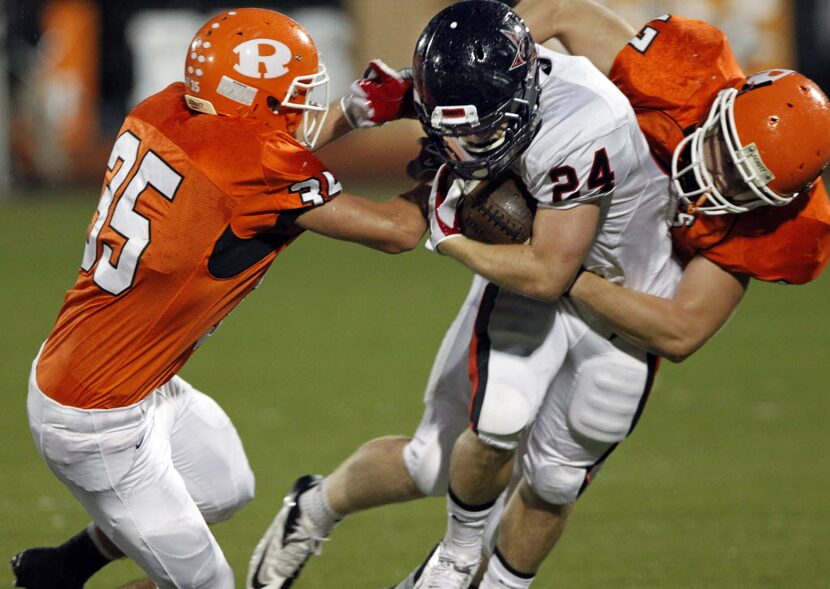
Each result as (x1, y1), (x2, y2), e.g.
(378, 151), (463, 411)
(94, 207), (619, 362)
(81, 132), (183, 296)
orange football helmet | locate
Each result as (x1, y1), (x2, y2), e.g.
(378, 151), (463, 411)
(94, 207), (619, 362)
(183, 8), (329, 147)
(672, 69), (830, 214)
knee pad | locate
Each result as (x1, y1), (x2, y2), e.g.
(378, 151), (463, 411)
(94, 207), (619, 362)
(119, 512), (235, 589)
(476, 377), (536, 451)
(199, 466), (255, 524)
(567, 351), (647, 444)
(522, 458), (586, 505)
(404, 424), (457, 497)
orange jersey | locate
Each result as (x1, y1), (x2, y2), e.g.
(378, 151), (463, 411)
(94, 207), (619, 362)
(610, 15), (830, 283)
(37, 82), (341, 409)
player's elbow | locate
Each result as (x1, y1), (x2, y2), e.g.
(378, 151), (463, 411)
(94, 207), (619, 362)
(378, 207), (426, 254)
(400, 225), (426, 252)
(531, 288), (562, 304)
(377, 240), (414, 254)
(662, 349), (691, 364)
(379, 225), (424, 254)
(659, 334), (704, 363)
(520, 276), (564, 303)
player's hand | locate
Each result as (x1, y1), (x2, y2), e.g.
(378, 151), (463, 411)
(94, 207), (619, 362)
(340, 59), (414, 129)
(426, 165), (464, 253)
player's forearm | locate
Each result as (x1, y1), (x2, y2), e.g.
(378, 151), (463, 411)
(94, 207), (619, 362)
(516, 0), (634, 75)
(298, 193), (426, 253)
(351, 195), (426, 253)
(313, 102), (356, 150)
(570, 271), (693, 360)
(438, 237), (578, 302)
(570, 258), (749, 362)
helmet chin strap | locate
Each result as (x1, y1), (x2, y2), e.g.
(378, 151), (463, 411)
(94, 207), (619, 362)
(460, 133), (508, 154)
(284, 111), (301, 135)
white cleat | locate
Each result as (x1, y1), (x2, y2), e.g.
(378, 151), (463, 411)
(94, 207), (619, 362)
(387, 543), (439, 589)
(247, 475), (328, 589)
(391, 542), (478, 589)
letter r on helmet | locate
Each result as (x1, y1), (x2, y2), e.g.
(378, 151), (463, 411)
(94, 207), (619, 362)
(233, 39), (292, 79)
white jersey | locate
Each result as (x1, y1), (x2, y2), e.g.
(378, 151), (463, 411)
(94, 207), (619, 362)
(402, 50), (686, 506)
(402, 48), (686, 509)
(516, 46), (680, 299)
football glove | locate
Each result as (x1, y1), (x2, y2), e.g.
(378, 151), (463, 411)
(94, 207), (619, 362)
(340, 59), (414, 129)
(426, 165), (465, 253)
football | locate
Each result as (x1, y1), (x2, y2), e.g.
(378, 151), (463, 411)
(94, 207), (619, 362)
(458, 174), (536, 244)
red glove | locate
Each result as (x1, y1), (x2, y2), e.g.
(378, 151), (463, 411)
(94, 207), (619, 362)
(340, 59), (414, 128)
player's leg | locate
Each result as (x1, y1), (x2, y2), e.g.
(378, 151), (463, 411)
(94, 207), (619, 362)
(479, 333), (658, 588)
(325, 435), (422, 513)
(160, 376), (255, 523)
(12, 377), (249, 589)
(247, 278), (486, 589)
(245, 434), (435, 589)
(391, 460), (524, 589)
(321, 312), (481, 517)
(11, 523), (123, 589)
(25, 374), (235, 589)
(478, 480), (572, 589)
(414, 288), (562, 588)
(415, 360), (539, 588)
(12, 359), (129, 589)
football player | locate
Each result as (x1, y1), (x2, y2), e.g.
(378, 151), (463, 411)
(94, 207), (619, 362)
(247, 1), (683, 587)
(461, 1), (830, 588)
(10, 8), (428, 589)
(518, 0), (830, 358)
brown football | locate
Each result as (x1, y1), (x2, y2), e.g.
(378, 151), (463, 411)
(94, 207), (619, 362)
(459, 174), (536, 244)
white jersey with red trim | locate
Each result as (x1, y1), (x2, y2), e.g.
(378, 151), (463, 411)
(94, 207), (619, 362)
(401, 46), (683, 508)
(516, 45), (681, 298)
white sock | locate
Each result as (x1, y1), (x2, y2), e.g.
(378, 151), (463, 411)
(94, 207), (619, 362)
(479, 548), (535, 589)
(298, 478), (341, 535)
(442, 487), (495, 567)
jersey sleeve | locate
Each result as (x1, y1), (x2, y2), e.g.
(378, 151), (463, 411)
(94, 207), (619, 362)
(529, 123), (635, 210)
(233, 134), (342, 238)
(609, 15), (746, 166)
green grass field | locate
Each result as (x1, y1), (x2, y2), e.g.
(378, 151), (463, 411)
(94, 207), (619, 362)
(1, 190), (828, 588)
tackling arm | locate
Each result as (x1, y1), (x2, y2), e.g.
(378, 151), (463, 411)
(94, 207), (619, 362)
(438, 204), (600, 302)
(515, 0), (635, 75)
(569, 255), (749, 362)
(314, 59), (413, 150)
(313, 100), (357, 150)
(296, 185), (429, 254)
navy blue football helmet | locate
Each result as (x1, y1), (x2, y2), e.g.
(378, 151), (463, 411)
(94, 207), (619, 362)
(413, 0), (541, 180)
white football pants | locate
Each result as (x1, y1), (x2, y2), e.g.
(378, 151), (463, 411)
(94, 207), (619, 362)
(404, 275), (657, 504)
(27, 360), (254, 589)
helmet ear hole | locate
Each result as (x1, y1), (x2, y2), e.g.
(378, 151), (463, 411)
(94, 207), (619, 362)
(267, 96), (281, 113)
